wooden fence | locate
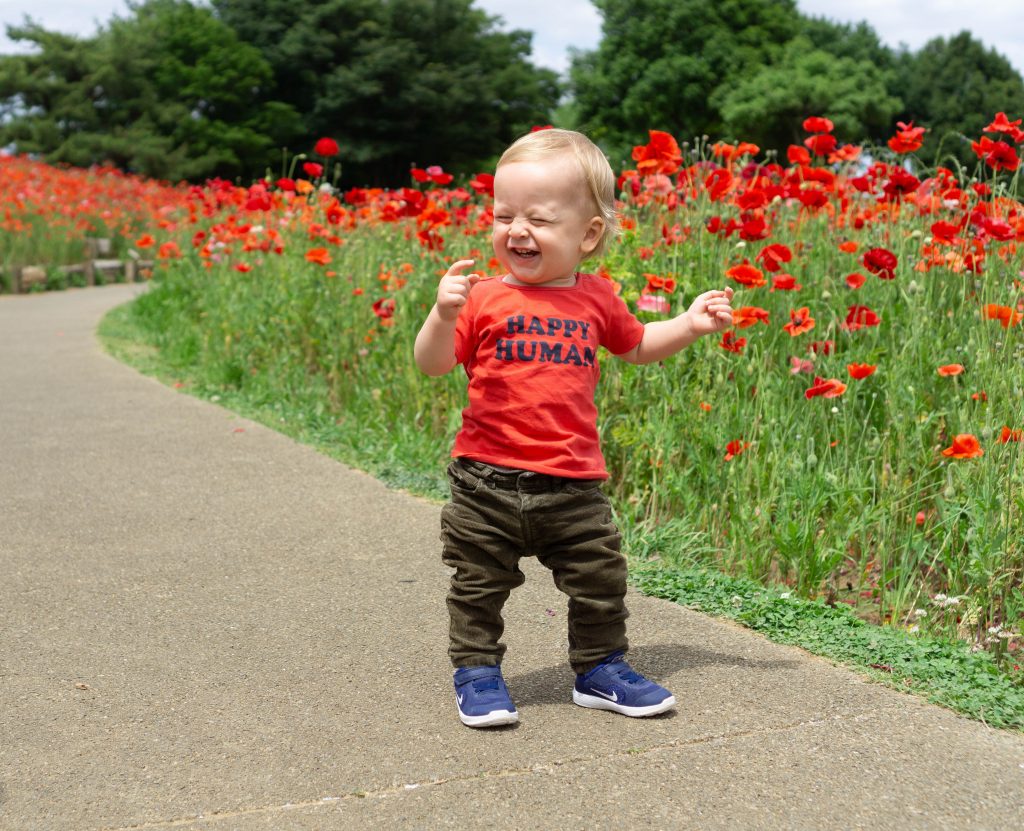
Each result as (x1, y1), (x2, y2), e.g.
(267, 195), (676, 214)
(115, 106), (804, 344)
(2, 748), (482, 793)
(1, 238), (155, 294)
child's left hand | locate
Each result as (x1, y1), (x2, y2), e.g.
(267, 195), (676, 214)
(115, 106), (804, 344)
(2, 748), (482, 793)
(685, 288), (734, 336)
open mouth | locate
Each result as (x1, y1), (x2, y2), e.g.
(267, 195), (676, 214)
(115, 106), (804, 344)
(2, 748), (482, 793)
(510, 247), (538, 259)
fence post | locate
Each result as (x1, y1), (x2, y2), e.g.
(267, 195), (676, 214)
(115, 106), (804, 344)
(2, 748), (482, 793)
(83, 239), (97, 287)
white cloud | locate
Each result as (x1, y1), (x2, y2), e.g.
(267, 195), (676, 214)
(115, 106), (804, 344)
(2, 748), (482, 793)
(473, 0), (601, 74)
(797, 0), (1024, 74)
(0, 1), (130, 52)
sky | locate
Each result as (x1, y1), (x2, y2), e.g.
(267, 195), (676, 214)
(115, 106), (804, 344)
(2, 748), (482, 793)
(1, 0), (1021, 77)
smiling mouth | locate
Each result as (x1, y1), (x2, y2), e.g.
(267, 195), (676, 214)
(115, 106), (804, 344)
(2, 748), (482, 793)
(510, 247), (538, 258)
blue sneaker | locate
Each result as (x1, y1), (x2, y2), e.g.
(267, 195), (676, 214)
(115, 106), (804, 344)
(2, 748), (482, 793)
(573, 652), (675, 717)
(453, 665), (518, 727)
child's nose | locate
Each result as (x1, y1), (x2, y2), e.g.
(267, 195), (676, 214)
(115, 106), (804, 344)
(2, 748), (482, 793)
(508, 218), (528, 237)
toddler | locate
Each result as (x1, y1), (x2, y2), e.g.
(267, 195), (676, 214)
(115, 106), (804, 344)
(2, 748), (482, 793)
(414, 128), (733, 727)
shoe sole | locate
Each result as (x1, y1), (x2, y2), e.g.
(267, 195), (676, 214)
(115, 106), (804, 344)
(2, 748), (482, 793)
(573, 690), (676, 717)
(458, 708), (518, 728)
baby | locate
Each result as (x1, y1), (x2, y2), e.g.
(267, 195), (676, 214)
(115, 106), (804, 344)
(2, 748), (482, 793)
(414, 128), (733, 727)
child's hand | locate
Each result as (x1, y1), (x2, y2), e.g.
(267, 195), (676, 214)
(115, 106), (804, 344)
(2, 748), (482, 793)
(436, 259), (481, 322)
(685, 287), (733, 336)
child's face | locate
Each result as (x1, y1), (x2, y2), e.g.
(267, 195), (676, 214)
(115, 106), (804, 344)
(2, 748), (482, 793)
(492, 154), (604, 288)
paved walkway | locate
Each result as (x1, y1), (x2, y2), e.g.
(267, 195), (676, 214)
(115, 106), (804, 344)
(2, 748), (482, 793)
(1, 284), (1022, 830)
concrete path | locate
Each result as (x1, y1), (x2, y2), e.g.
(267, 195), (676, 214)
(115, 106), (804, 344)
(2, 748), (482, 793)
(1, 284), (1022, 830)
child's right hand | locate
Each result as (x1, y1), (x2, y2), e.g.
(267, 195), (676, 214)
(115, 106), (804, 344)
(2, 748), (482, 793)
(436, 259), (481, 321)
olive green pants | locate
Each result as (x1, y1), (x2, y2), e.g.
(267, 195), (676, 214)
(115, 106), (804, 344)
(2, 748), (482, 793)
(440, 458), (629, 675)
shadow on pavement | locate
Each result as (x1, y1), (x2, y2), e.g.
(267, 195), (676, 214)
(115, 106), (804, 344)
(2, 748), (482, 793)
(508, 642), (801, 706)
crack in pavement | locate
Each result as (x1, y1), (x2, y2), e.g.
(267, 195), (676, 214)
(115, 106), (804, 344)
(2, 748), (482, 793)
(100, 710), (874, 829)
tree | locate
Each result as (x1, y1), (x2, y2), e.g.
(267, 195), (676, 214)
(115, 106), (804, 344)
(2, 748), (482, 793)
(211, 0), (561, 185)
(0, 0), (296, 181)
(895, 32), (1024, 168)
(569, 0), (800, 166)
(719, 37), (902, 151)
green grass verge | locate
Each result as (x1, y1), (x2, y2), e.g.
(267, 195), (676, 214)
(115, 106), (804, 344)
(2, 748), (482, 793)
(98, 299), (1024, 732)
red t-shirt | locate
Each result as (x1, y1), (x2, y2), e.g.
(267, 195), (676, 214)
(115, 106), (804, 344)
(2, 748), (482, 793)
(452, 273), (645, 479)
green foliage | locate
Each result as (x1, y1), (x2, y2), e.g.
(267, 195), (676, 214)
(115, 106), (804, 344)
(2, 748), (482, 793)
(629, 565), (1024, 731)
(0, 0), (294, 181)
(570, 0), (801, 163)
(719, 37), (902, 150)
(895, 32), (1024, 168)
(571, 3), (1024, 162)
(211, 0), (561, 184)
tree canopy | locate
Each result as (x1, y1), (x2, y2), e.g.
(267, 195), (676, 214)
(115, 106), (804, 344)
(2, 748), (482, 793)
(0, 0), (293, 181)
(2, 0), (1022, 182)
(570, 1), (1024, 166)
(210, 0), (560, 184)
(895, 32), (1024, 168)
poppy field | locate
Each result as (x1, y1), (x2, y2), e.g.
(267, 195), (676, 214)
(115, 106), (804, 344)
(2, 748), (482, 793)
(6, 119), (1023, 660)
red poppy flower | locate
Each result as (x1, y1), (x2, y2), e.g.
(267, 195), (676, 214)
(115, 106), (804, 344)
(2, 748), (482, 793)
(469, 173), (495, 197)
(984, 112), (1023, 140)
(425, 165), (453, 185)
(847, 363), (877, 379)
(302, 162), (324, 178)
(632, 130), (683, 176)
(808, 340), (834, 355)
(829, 144), (862, 163)
(135, 234), (155, 248)
(643, 273), (677, 293)
(804, 133), (838, 156)
(887, 121), (926, 153)
(941, 434), (983, 459)
(983, 304), (1023, 328)
(972, 391), (988, 402)
(724, 439), (751, 461)
(862, 247), (898, 279)
(732, 306), (770, 328)
(915, 511), (926, 527)
(998, 426), (1023, 443)
(930, 220), (962, 243)
(882, 168), (920, 200)
(805, 376), (847, 399)
(305, 247), (332, 265)
(372, 298), (396, 320)
(739, 216), (770, 241)
(275, 177), (296, 192)
(783, 307), (815, 336)
(314, 137), (340, 157)
(971, 136), (1020, 171)
(787, 145), (811, 165)
(720, 331), (747, 353)
(845, 272), (866, 289)
(937, 364), (964, 376)
(725, 262), (766, 288)
(756, 243), (792, 273)
(844, 305), (881, 330)
(157, 241), (181, 260)
(838, 241), (859, 254)
(770, 273), (802, 292)
(803, 116), (835, 134)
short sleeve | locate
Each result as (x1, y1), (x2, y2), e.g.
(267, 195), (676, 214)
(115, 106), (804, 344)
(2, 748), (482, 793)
(600, 282), (645, 355)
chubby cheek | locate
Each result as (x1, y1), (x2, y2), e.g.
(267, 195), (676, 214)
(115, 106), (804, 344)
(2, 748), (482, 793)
(491, 228), (508, 260)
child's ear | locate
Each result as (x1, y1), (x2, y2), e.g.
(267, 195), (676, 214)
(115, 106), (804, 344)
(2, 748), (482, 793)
(579, 217), (605, 255)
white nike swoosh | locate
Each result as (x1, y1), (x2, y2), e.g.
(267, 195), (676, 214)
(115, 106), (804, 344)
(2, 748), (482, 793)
(591, 688), (618, 702)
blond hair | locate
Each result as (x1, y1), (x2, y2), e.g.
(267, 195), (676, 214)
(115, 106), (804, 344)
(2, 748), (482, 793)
(496, 128), (618, 259)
